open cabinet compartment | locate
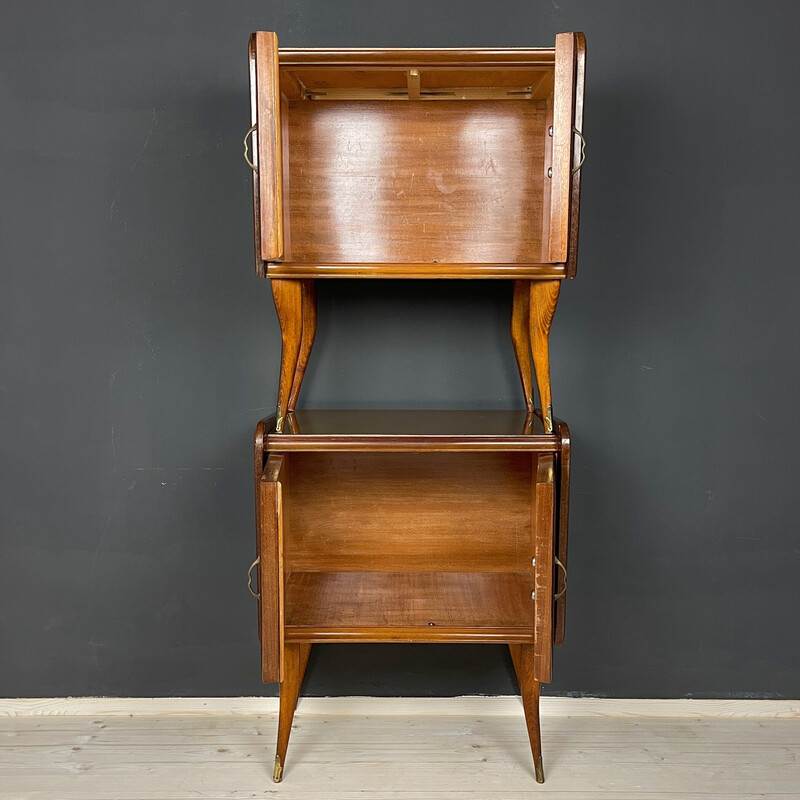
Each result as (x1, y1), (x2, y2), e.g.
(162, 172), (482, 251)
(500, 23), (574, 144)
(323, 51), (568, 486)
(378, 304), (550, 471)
(257, 444), (557, 675)
(249, 33), (586, 276)
(280, 451), (536, 641)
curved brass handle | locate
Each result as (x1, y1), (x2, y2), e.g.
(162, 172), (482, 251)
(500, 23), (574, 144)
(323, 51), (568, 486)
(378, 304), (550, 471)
(572, 127), (586, 174)
(554, 556), (567, 600)
(243, 124), (258, 173)
(247, 556), (260, 599)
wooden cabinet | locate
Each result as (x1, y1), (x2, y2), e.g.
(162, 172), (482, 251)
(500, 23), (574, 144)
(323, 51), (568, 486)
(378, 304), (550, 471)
(246, 33), (585, 784)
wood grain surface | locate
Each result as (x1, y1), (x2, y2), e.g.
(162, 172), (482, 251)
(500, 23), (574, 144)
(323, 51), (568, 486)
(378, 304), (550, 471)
(258, 454), (285, 684)
(253, 31), (283, 261)
(285, 100), (546, 264)
(532, 453), (555, 683)
(284, 571), (533, 632)
(283, 452), (532, 573)
(546, 33), (576, 262)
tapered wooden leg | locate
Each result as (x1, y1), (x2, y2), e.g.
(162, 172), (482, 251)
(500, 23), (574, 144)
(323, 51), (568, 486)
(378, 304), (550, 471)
(274, 643), (312, 783)
(508, 643), (544, 783)
(287, 280), (317, 412)
(270, 279), (303, 433)
(511, 280), (534, 412)
(529, 280), (561, 433)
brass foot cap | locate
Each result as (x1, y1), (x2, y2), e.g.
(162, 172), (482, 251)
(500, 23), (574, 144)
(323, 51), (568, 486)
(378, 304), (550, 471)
(535, 756), (545, 784)
(273, 755), (283, 783)
(543, 405), (554, 434)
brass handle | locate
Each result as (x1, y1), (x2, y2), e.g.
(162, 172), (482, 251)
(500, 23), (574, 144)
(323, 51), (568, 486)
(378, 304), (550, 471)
(554, 556), (567, 600)
(243, 124), (258, 173)
(572, 127), (586, 174)
(247, 556), (260, 599)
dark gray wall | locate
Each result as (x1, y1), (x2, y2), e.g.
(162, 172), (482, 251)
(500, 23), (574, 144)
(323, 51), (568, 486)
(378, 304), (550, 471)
(2, 0), (799, 699)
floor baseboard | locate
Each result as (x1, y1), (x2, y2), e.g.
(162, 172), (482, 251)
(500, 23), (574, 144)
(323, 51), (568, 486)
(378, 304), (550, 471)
(1, 695), (798, 718)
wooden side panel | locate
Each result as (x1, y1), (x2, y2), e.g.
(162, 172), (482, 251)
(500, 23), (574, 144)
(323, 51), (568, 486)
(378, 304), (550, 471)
(532, 453), (556, 682)
(554, 420), (571, 645)
(539, 98), (554, 263)
(248, 35), (265, 276)
(254, 31), (283, 261)
(280, 92), (292, 262)
(547, 33), (577, 263)
(259, 454), (285, 683)
(565, 32), (586, 278)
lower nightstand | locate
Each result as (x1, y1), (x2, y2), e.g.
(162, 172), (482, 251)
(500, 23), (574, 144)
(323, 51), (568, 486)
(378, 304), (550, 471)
(249, 409), (571, 784)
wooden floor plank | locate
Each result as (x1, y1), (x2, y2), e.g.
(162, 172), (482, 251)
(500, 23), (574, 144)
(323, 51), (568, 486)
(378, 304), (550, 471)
(1, 708), (798, 798)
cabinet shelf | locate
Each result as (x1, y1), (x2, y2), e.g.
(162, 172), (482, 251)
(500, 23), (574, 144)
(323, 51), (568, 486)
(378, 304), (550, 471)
(284, 571), (535, 643)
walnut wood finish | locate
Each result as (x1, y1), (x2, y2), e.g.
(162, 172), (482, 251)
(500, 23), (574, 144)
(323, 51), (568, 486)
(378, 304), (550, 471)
(252, 32), (283, 262)
(511, 280), (534, 411)
(247, 36), (265, 277)
(533, 453), (556, 683)
(248, 33), (585, 276)
(529, 280), (561, 433)
(554, 418), (571, 646)
(283, 452), (532, 573)
(509, 643), (545, 783)
(270, 279), (302, 431)
(267, 409), (556, 452)
(251, 411), (570, 783)
(286, 279), (317, 410)
(266, 262), (566, 279)
(278, 48), (557, 67)
(253, 416), (275, 643)
(273, 641), (312, 783)
(284, 571), (534, 639)
(547, 33), (577, 263)
(285, 100), (545, 264)
(250, 33), (585, 423)
(513, 277), (564, 423)
(258, 453), (285, 684)
(247, 26), (586, 784)
(565, 32), (587, 278)
(278, 408), (549, 435)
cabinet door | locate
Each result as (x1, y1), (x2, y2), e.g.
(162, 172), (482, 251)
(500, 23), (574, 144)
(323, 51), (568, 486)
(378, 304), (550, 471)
(258, 453), (286, 683)
(546, 32), (586, 269)
(249, 31), (283, 264)
(532, 453), (557, 682)
(554, 420), (571, 646)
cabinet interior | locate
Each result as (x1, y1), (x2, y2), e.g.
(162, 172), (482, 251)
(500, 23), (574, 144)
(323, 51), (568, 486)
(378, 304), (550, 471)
(277, 64), (556, 265)
(281, 452), (539, 641)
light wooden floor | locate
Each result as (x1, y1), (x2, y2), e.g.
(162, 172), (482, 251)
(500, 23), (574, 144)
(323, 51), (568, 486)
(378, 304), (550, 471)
(1, 698), (799, 799)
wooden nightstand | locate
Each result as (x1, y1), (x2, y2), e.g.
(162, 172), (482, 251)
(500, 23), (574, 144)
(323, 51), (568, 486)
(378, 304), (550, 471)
(245, 32), (585, 784)
(246, 32), (586, 434)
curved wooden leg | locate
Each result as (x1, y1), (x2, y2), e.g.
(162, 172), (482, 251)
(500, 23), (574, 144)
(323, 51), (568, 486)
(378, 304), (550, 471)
(511, 280), (534, 412)
(270, 279), (303, 433)
(529, 281), (561, 433)
(287, 280), (317, 413)
(274, 643), (312, 783)
(509, 643), (544, 783)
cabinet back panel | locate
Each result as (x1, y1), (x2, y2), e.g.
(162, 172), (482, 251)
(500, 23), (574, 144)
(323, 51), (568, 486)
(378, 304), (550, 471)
(283, 452), (532, 572)
(285, 101), (546, 263)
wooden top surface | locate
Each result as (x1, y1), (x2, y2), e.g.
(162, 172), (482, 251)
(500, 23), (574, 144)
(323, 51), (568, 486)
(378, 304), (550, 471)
(265, 409), (561, 452)
(277, 47), (556, 67)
